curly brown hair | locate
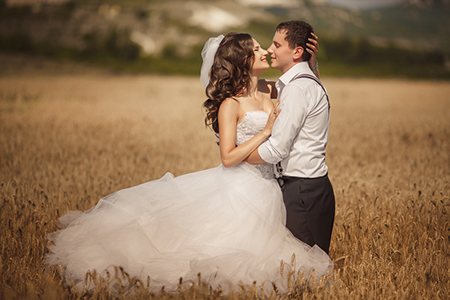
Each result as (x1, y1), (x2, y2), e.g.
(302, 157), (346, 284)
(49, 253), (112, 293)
(202, 32), (255, 134)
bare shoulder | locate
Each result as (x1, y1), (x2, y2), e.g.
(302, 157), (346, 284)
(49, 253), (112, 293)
(218, 98), (240, 118)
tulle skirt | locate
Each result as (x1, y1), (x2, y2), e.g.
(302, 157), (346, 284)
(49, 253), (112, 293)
(45, 163), (333, 293)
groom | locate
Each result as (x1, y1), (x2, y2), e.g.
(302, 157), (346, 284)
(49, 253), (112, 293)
(246, 21), (335, 254)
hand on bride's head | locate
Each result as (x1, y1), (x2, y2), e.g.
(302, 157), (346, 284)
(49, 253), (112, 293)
(306, 33), (319, 69)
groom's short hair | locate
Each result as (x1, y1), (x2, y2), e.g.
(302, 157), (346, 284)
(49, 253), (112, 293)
(276, 21), (314, 62)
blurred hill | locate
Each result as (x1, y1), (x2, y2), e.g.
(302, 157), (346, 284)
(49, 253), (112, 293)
(1, 0), (449, 78)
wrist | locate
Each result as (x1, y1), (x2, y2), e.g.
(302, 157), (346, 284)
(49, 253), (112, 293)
(310, 59), (319, 73)
(263, 127), (271, 138)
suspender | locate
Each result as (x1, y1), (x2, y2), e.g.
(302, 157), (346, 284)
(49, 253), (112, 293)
(289, 74), (330, 110)
(276, 74), (330, 184)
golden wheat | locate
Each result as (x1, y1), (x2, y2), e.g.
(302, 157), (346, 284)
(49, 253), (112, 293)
(1, 70), (449, 299)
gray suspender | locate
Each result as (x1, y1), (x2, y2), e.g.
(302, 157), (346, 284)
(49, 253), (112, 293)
(289, 73), (330, 110)
(276, 74), (330, 183)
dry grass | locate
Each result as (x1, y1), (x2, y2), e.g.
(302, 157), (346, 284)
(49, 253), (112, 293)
(1, 69), (449, 299)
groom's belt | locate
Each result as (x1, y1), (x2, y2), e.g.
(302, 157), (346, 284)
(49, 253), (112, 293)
(277, 174), (328, 187)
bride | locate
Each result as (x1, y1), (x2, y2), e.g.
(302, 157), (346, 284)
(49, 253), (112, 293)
(45, 32), (333, 294)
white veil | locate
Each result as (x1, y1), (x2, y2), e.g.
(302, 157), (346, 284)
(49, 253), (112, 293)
(200, 35), (224, 89)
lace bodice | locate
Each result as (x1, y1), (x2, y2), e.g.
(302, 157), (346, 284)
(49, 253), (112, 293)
(236, 111), (275, 180)
(235, 111), (267, 145)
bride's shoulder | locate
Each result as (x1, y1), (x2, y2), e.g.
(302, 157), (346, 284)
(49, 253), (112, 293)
(219, 97), (240, 117)
(221, 97), (240, 107)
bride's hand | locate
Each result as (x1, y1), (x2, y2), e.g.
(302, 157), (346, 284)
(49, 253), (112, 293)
(307, 33), (319, 70)
(263, 100), (281, 137)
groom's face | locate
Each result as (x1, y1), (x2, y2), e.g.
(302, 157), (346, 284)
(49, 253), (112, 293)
(268, 30), (296, 74)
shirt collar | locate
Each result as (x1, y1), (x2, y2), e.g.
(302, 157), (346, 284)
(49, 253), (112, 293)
(277, 61), (313, 87)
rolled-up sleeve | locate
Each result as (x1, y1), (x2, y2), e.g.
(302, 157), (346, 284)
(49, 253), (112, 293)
(258, 84), (308, 164)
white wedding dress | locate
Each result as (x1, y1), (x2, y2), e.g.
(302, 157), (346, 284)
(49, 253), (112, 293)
(45, 110), (333, 293)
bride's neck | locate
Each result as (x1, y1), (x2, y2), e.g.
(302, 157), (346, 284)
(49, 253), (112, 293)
(244, 74), (260, 97)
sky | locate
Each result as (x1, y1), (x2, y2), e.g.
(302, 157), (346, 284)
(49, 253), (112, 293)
(327, 0), (409, 10)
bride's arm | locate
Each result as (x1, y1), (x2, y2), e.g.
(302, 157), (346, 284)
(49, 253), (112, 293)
(258, 79), (277, 100)
(218, 98), (279, 168)
(307, 33), (320, 79)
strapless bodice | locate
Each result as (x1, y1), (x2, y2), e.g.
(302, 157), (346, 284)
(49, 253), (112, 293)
(236, 110), (268, 145)
(235, 111), (274, 180)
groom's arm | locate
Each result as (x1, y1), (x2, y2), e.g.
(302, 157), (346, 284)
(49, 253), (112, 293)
(246, 84), (308, 165)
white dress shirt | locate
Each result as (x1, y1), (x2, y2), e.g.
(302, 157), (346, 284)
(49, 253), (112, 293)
(258, 61), (330, 178)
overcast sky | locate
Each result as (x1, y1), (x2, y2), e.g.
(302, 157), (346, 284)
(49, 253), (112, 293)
(327, 0), (409, 10)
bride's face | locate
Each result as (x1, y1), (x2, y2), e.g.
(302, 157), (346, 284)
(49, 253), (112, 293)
(251, 38), (269, 74)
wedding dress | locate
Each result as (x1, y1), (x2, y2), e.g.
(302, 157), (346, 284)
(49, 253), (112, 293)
(45, 110), (333, 293)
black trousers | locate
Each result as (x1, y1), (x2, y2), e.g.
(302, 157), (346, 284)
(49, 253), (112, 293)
(280, 174), (335, 254)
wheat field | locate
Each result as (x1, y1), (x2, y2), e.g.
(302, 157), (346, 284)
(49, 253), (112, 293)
(1, 65), (449, 299)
